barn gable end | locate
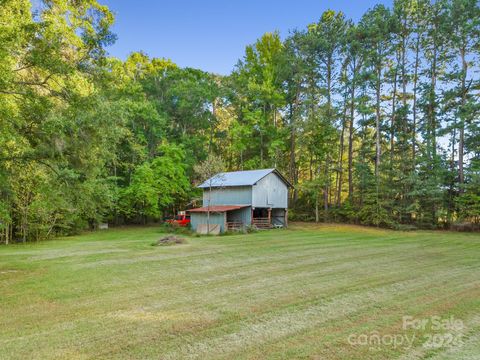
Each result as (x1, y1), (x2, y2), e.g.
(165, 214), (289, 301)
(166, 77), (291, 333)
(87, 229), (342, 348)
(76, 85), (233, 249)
(252, 172), (288, 209)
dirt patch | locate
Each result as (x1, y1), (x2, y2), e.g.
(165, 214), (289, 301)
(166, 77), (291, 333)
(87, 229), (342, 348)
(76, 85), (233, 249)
(153, 235), (187, 246)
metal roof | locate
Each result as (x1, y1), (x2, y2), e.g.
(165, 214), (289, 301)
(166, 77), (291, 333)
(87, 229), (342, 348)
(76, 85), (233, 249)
(197, 168), (292, 188)
(188, 205), (249, 213)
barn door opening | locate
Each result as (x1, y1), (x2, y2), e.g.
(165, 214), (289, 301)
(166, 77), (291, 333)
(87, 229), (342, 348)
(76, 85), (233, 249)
(252, 208), (268, 218)
(252, 208), (272, 229)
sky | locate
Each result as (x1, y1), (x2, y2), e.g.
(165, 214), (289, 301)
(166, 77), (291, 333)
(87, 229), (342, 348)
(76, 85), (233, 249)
(102, 0), (393, 75)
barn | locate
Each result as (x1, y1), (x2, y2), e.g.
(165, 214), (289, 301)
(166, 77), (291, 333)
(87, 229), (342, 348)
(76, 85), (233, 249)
(188, 169), (292, 234)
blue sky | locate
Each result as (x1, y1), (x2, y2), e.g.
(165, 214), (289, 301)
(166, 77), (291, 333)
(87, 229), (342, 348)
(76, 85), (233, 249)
(102, 0), (393, 75)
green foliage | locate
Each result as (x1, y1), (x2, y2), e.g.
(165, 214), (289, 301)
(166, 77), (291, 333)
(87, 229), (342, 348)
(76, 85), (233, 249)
(119, 144), (190, 222)
(2, 0), (480, 242)
(456, 164), (480, 223)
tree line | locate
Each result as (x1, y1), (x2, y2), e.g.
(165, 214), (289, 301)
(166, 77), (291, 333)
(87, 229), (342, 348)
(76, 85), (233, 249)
(1, 0), (479, 243)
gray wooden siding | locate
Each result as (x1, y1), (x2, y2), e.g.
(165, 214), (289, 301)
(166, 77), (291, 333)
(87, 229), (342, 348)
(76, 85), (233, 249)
(202, 186), (252, 206)
(272, 208), (286, 226)
(252, 172), (288, 208)
(226, 207), (252, 225)
(190, 212), (226, 233)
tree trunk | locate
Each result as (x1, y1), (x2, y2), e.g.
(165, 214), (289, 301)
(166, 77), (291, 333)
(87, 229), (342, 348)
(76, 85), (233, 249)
(289, 94), (299, 204)
(324, 157), (329, 222)
(325, 57), (333, 219)
(390, 63), (398, 173)
(336, 96), (347, 206)
(348, 59), (357, 203)
(375, 65), (382, 179)
(427, 19), (439, 224)
(412, 34), (420, 162)
(459, 46), (467, 191)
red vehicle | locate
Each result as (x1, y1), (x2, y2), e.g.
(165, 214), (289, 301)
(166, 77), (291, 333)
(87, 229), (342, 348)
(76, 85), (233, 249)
(166, 212), (191, 227)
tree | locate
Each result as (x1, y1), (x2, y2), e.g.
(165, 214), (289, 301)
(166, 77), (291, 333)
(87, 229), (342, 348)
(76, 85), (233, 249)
(120, 144), (190, 223)
(447, 0), (480, 191)
(194, 154), (225, 234)
(230, 32), (286, 169)
(3, 0), (480, 242)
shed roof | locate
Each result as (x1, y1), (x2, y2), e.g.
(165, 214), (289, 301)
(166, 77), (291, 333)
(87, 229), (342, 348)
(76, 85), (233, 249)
(197, 168), (292, 188)
(188, 205), (249, 213)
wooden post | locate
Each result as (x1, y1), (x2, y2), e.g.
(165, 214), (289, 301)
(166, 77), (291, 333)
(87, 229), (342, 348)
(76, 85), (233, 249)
(284, 208), (288, 227)
(251, 207), (254, 225)
(268, 208), (272, 225)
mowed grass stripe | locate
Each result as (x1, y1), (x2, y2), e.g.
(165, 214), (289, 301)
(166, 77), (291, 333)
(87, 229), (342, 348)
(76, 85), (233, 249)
(0, 225), (478, 359)
(2, 234), (462, 330)
(5, 264), (472, 358)
(0, 232), (474, 328)
(103, 269), (480, 359)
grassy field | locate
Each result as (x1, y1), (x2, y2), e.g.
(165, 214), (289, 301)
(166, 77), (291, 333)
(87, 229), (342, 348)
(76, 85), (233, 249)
(1, 224), (479, 360)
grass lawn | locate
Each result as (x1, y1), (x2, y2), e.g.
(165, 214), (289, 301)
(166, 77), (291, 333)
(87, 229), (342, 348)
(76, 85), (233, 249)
(1, 224), (479, 359)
